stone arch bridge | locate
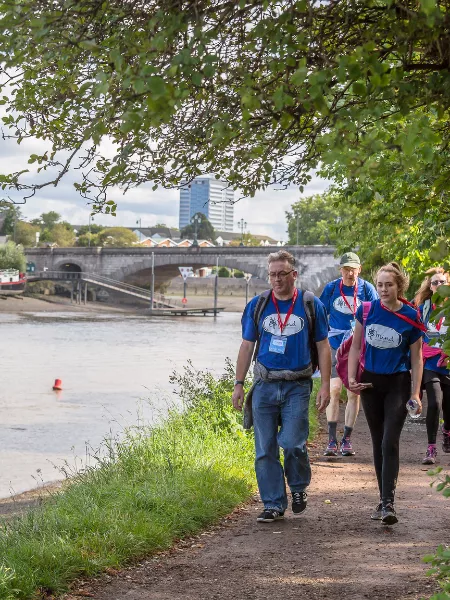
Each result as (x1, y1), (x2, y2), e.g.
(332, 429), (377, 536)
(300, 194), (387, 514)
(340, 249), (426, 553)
(24, 246), (339, 293)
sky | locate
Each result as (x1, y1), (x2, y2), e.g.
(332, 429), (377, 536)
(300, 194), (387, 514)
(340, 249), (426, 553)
(1, 132), (330, 242)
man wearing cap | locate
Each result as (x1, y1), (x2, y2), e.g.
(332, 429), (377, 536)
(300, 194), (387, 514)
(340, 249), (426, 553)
(319, 252), (378, 456)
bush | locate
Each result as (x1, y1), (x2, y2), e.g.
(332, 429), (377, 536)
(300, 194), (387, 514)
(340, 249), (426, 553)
(218, 266), (230, 277)
(0, 242), (26, 272)
(423, 467), (450, 599)
(25, 281), (56, 295)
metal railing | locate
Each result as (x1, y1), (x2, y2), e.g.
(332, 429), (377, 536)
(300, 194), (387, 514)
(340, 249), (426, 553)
(27, 270), (179, 307)
(27, 270), (81, 280)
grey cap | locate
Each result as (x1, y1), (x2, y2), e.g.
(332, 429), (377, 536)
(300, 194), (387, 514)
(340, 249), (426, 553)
(340, 252), (361, 268)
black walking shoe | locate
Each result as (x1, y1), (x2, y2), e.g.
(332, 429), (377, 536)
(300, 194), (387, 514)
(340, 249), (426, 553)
(442, 426), (450, 453)
(256, 509), (284, 523)
(292, 491), (307, 515)
(381, 503), (398, 525)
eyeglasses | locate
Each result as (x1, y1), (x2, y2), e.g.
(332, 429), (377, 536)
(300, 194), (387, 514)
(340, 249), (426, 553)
(268, 270), (295, 280)
(431, 280), (447, 286)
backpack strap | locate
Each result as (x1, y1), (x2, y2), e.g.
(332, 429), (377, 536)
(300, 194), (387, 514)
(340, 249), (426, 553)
(363, 280), (367, 300)
(303, 290), (318, 372)
(362, 300), (371, 324)
(383, 298), (427, 332)
(252, 290), (271, 362)
(331, 279), (337, 296)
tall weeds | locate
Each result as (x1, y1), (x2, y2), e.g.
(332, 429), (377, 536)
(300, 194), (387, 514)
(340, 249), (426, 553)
(0, 360), (318, 599)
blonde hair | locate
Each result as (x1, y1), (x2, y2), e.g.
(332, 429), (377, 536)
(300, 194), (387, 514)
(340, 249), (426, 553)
(268, 250), (296, 268)
(375, 262), (409, 298)
(414, 267), (449, 307)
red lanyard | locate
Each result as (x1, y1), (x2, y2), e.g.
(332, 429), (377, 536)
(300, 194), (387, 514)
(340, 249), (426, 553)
(339, 279), (358, 316)
(432, 303), (444, 331)
(272, 289), (298, 335)
(380, 298), (427, 332)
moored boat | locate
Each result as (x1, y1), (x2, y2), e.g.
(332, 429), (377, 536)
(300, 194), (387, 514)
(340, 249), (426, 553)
(0, 269), (26, 295)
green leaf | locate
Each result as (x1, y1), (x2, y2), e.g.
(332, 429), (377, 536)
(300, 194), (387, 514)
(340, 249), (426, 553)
(437, 285), (450, 298)
(290, 67), (307, 86)
(420, 0), (437, 15)
(352, 81), (366, 96)
(192, 72), (203, 86)
(79, 39), (98, 51)
(147, 76), (166, 98)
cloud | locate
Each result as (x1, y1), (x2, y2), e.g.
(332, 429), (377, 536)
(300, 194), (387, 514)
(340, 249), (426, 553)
(0, 134), (331, 238)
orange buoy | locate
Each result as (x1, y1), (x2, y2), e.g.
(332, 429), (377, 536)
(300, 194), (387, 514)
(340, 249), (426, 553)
(53, 379), (62, 390)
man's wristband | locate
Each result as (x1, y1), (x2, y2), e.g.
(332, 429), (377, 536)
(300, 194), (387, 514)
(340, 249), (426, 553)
(234, 380), (245, 386)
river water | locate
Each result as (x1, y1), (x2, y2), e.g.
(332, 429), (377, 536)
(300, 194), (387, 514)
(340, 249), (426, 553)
(0, 311), (242, 499)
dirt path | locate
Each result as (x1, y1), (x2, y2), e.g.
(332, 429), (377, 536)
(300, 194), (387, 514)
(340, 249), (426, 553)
(65, 407), (449, 599)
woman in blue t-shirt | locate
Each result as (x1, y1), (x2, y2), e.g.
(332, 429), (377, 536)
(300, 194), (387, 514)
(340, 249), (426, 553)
(348, 262), (423, 525)
(414, 267), (450, 465)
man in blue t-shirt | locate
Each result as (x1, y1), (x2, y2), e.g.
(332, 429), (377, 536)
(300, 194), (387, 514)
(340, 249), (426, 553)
(319, 252), (378, 457)
(232, 250), (331, 523)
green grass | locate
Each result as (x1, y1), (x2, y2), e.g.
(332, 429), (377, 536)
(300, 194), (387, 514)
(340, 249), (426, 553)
(0, 361), (319, 600)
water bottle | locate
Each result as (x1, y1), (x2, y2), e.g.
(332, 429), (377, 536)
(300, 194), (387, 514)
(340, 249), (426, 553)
(406, 398), (421, 419)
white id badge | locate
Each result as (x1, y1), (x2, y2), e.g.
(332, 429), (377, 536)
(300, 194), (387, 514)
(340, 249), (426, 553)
(350, 319), (356, 331)
(269, 335), (287, 354)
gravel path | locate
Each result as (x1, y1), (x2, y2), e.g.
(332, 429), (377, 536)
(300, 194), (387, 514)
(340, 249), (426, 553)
(62, 404), (450, 600)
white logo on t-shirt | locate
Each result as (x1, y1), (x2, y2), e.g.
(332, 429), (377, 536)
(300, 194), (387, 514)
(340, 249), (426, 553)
(365, 324), (402, 349)
(333, 296), (361, 315)
(262, 313), (304, 336)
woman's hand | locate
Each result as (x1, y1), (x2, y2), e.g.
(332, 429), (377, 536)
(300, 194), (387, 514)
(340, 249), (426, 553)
(410, 395), (423, 415)
(348, 378), (371, 394)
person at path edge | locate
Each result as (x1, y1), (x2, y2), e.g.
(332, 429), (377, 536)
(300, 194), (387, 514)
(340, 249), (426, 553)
(414, 267), (450, 465)
(319, 252), (378, 456)
(232, 250), (331, 523)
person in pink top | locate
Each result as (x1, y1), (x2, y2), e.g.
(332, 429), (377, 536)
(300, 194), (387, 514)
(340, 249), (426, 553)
(414, 267), (450, 465)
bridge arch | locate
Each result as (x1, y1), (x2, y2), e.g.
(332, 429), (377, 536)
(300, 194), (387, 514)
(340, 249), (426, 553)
(54, 261), (83, 273)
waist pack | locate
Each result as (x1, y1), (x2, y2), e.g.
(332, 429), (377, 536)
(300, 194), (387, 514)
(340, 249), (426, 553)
(336, 301), (371, 390)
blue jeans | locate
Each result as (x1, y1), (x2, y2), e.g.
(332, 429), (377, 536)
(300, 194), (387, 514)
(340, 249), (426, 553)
(252, 379), (312, 512)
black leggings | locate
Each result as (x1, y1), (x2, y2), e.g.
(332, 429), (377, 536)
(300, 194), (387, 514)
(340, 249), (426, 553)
(424, 370), (450, 443)
(360, 370), (410, 505)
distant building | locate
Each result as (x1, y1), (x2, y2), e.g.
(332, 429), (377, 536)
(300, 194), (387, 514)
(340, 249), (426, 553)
(132, 226), (180, 242)
(179, 176), (234, 232)
(215, 231), (280, 247)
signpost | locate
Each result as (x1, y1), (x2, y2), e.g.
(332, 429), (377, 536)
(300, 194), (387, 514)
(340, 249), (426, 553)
(244, 273), (252, 305)
(179, 266), (193, 304)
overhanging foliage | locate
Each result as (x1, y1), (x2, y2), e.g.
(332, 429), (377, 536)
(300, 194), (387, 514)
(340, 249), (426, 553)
(0, 1), (450, 212)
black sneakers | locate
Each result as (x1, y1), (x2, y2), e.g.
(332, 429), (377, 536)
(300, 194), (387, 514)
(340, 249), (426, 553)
(381, 503), (398, 525)
(292, 491), (307, 515)
(256, 509), (284, 522)
(442, 426), (450, 453)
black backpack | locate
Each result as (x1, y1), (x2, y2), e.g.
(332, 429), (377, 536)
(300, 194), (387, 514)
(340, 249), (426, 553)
(251, 289), (319, 372)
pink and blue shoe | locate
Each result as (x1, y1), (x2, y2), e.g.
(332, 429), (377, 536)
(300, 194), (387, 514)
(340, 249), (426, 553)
(422, 444), (437, 465)
(340, 437), (355, 456)
(324, 439), (339, 456)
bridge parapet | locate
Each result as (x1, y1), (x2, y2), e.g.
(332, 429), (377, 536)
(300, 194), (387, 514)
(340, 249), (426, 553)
(24, 246), (339, 293)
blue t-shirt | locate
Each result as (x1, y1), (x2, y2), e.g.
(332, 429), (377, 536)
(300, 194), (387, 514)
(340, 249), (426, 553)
(319, 277), (378, 349)
(419, 302), (449, 375)
(356, 300), (423, 374)
(242, 292), (329, 371)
